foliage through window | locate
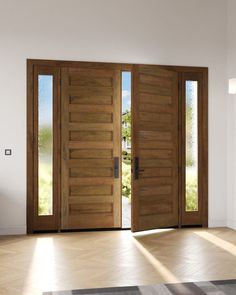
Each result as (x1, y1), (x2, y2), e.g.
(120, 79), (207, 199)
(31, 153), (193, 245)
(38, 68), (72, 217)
(185, 81), (198, 211)
(122, 72), (131, 200)
(38, 75), (53, 215)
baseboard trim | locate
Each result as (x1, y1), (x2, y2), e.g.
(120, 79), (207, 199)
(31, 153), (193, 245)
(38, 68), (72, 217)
(0, 226), (26, 235)
(208, 219), (227, 227)
(227, 219), (236, 230)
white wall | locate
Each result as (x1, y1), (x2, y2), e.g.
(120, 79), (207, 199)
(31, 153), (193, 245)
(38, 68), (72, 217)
(0, 0), (228, 234)
(227, 0), (236, 229)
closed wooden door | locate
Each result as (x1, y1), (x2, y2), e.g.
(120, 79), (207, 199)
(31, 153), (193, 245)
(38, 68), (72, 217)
(132, 65), (179, 232)
(61, 66), (121, 229)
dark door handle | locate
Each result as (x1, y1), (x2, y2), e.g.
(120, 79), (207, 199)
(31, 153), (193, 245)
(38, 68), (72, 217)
(134, 157), (144, 179)
(114, 157), (119, 178)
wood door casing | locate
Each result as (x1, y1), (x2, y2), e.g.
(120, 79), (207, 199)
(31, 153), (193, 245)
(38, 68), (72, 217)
(61, 66), (121, 229)
(132, 65), (179, 232)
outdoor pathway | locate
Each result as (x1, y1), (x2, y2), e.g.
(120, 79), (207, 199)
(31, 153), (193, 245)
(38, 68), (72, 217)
(122, 196), (131, 228)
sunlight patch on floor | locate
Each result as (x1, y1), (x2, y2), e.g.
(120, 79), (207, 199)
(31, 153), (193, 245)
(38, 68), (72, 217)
(132, 235), (179, 283)
(194, 231), (236, 256)
(133, 228), (175, 238)
(23, 237), (56, 294)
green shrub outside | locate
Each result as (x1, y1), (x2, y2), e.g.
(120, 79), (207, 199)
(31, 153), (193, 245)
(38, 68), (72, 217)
(186, 172), (198, 211)
(122, 161), (131, 200)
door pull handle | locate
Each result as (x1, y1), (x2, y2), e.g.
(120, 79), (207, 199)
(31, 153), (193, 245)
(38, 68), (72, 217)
(114, 157), (119, 178)
(134, 157), (144, 179)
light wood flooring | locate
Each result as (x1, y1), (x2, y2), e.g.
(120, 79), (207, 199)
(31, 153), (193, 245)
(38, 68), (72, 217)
(1, 228), (236, 295)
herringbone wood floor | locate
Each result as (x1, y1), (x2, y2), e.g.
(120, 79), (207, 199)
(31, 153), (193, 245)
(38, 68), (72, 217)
(0, 228), (236, 295)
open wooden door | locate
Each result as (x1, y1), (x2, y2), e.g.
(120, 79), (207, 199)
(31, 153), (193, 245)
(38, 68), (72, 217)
(61, 65), (121, 230)
(132, 65), (179, 232)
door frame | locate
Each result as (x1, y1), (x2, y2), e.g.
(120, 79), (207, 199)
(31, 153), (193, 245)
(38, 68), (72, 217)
(179, 71), (208, 226)
(165, 66), (208, 227)
(27, 63), (61, 232)
(27, 59), (208, 233)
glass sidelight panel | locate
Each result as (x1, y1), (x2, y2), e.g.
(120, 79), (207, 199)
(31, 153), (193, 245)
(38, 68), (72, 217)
(38, 75), (53, 216)
(185, 80), (198, 212)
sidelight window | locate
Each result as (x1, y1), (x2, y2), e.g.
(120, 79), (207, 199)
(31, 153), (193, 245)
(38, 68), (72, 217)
(185, 80), (198, 212)
(38, 75), (53, 216)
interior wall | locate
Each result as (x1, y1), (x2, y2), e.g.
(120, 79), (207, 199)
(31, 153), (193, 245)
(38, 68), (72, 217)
(227, 0), (236, 230)
(0, 0), (228, 234)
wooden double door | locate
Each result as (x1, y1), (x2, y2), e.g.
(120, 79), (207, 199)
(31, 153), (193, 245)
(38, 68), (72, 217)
(27, 60), (208, 233)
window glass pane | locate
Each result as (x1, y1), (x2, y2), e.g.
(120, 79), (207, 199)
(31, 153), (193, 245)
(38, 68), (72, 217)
(38, 75), (53, 216)
(122, 72), (131, 228)
(185, 81), (198, 212)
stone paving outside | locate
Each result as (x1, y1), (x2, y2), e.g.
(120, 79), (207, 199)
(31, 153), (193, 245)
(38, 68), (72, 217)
(122, 196), (131, 228)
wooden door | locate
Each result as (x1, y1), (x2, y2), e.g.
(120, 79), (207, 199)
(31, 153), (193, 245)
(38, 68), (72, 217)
(132, 65), (179, 232)
(61, 66), (121, 229)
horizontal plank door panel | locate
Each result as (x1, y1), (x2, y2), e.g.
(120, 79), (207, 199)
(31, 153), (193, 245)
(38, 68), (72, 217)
(132, 65), (179, 232)
(61, 66), (121, 230)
